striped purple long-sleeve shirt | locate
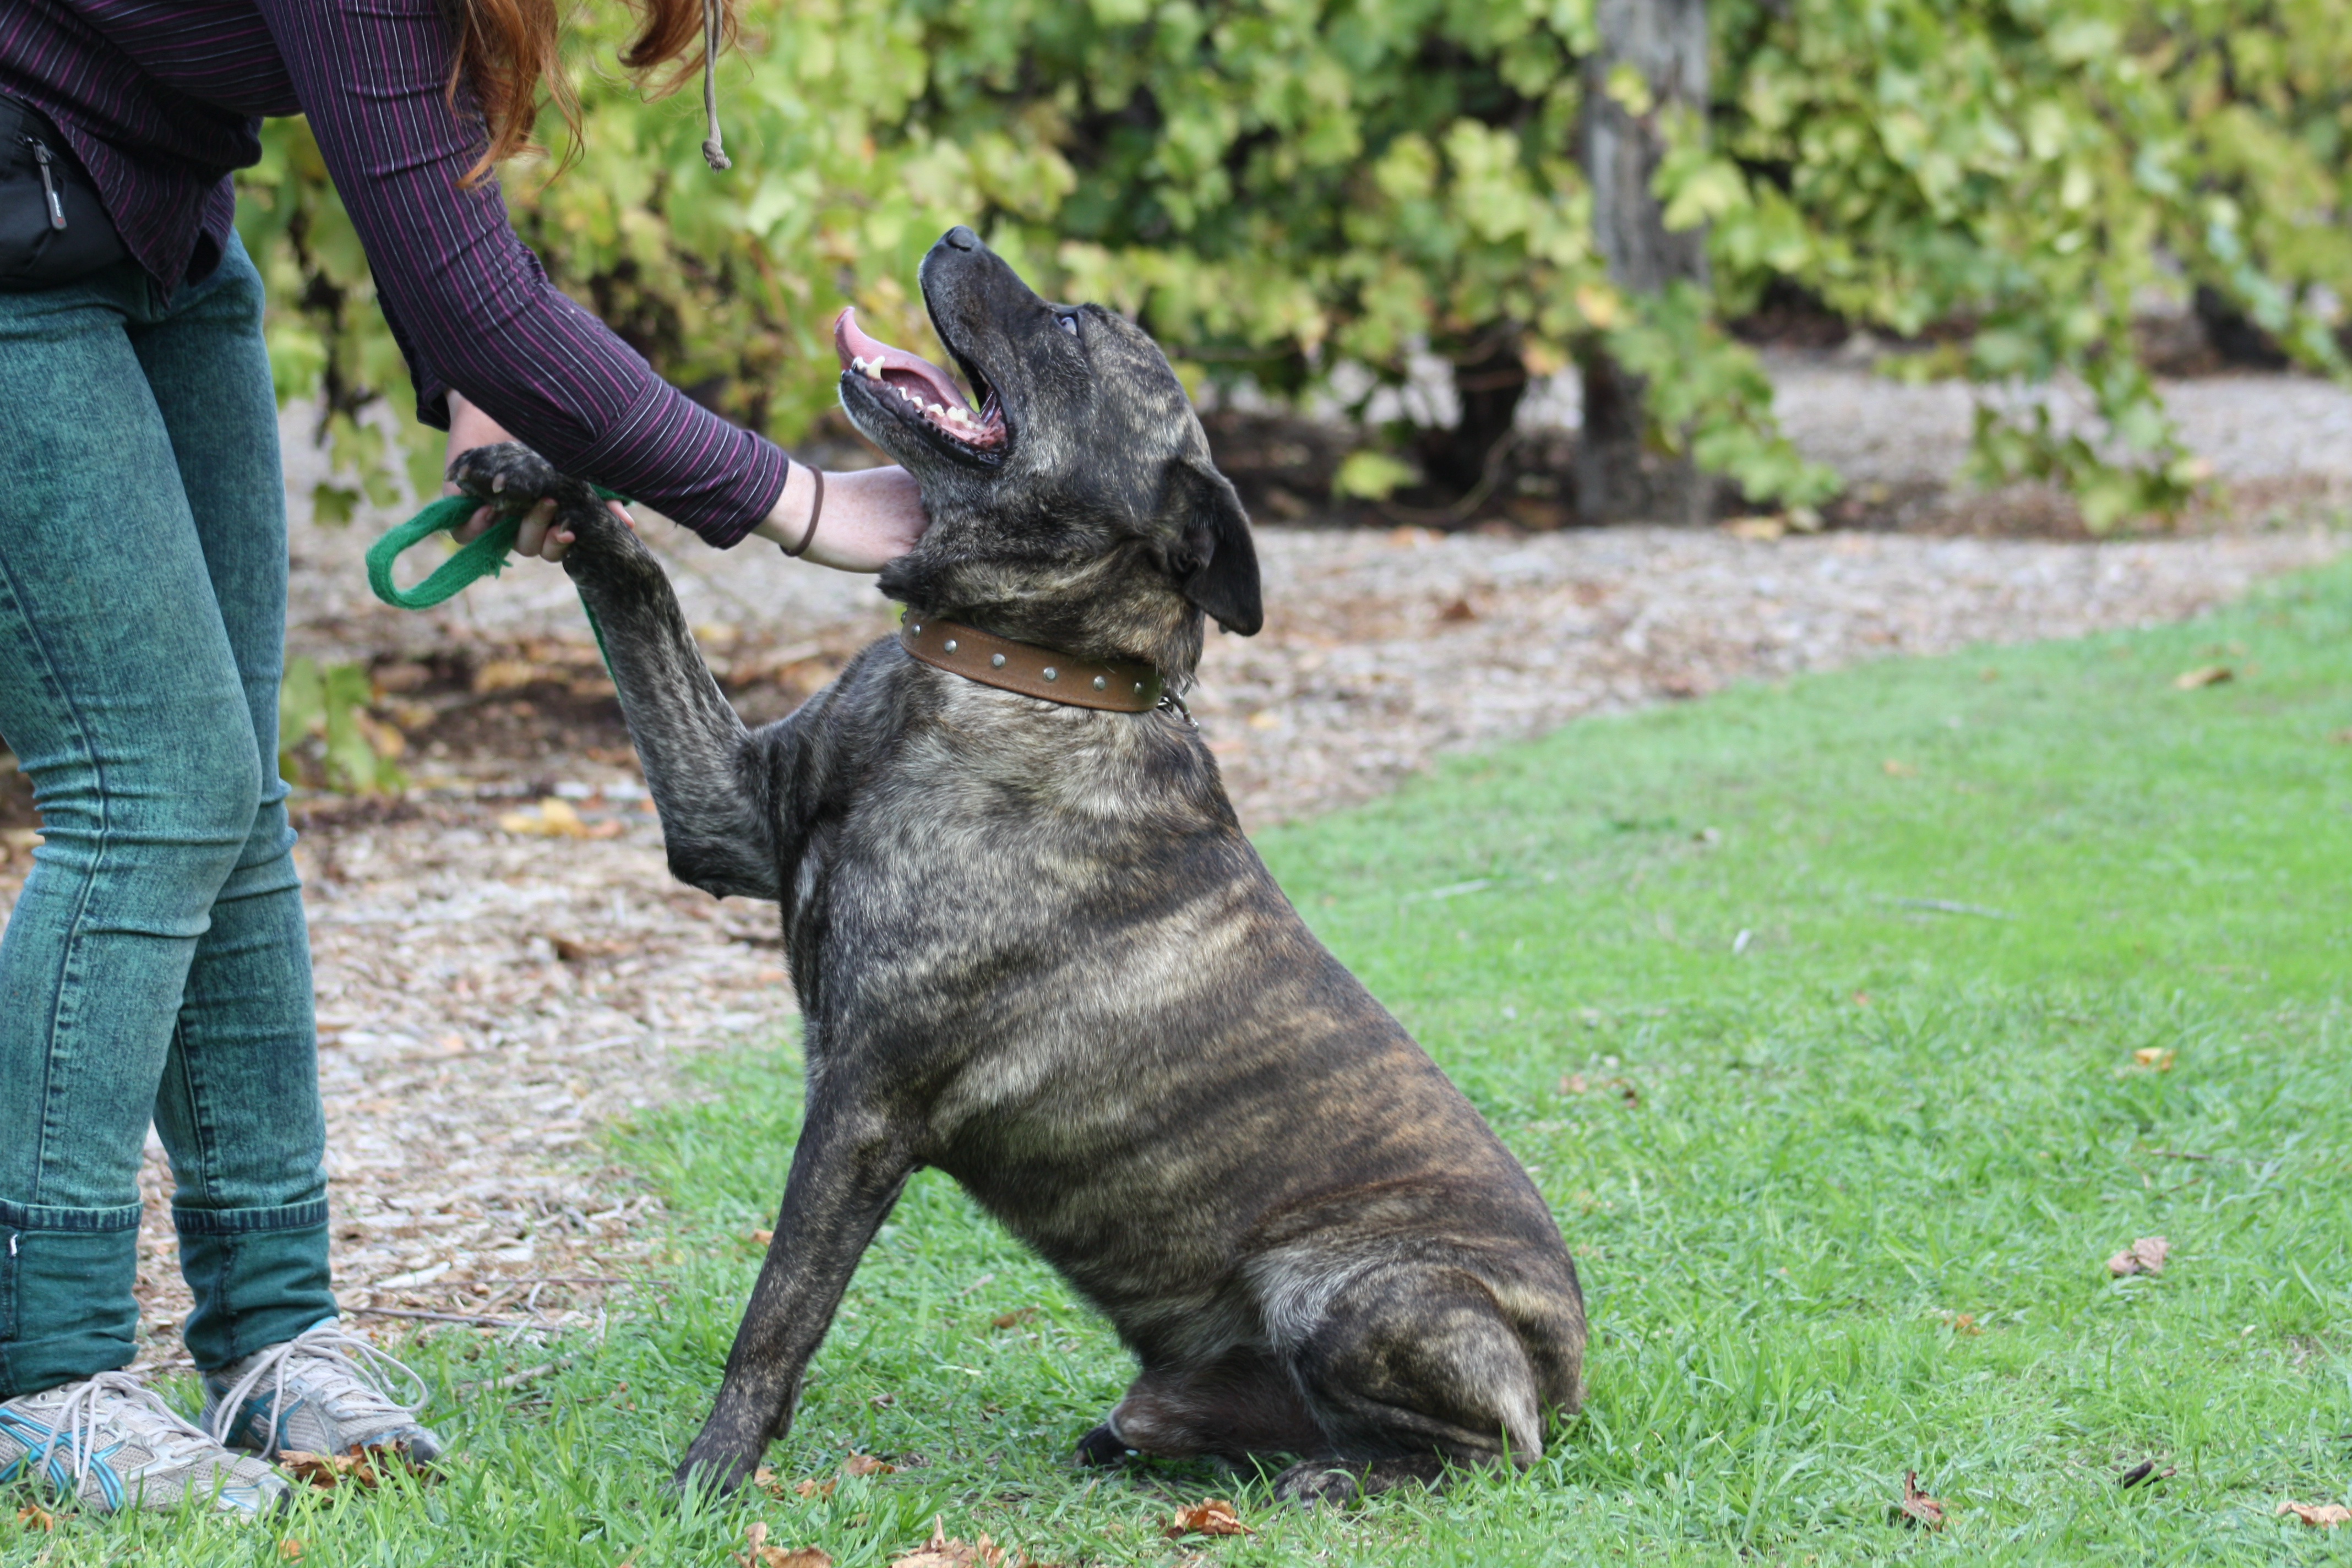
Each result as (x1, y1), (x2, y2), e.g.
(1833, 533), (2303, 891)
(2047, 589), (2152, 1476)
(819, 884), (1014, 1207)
(0, 0), (786, 546)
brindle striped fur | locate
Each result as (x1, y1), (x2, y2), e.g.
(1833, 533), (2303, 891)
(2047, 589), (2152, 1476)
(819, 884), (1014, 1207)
(449, 227), (1585, 1504)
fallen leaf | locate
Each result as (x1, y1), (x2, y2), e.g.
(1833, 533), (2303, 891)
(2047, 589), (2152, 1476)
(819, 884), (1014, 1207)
(2107, 1235), (2171, 1277)
(734, 1522), (832, 1568)
(748, 1228), (775, 1245)
(2331, 728), (2352, 744)
(870, 1391), (898, 1408)
(1559, 1073), (1588, 1095)
(1438, 596), (1481, 620)
(1950, 1313), (1981, 1335)
(1882, 758), (1918, 777)
(472, 657), (549, 694)
(1852, 989), (1872, 1007)
(498, 797), (588, 838)
(279, 1444), (399, 1489)
(280, 1541), (304, 1562)
(2174, 665), (2233, 690)
(1246, 709), (1283, 728)
(2132, 1047), (2176, 1071)
(990, 1308), (1038, 1330)
(843, 1453), (895, 1477)
(15, 1504), (56, 1532)
(2278, 1500), (2352, 1527)
(552, 935), (628, 962)
(1723, 515), (1785, 541)
(793, 1478), (836, 1499)
(1164, 1499), (1254, 1539)
(1892, 1471), (1945, 1530)
(891, 1518), (1011, 1567)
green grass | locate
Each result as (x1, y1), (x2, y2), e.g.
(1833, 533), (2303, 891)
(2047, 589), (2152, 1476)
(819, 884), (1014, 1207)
(12, 559), (2352, 1566)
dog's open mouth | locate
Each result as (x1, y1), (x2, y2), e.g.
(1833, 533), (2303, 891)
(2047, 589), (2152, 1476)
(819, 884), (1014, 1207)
(834, 308), (1005, 454)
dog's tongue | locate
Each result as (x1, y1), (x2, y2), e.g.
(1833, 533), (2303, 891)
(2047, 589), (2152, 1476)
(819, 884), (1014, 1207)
(834, 307), (970, 412)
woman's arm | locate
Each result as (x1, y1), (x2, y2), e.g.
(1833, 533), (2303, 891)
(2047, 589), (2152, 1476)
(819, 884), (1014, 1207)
(449, 394), (925, 570)
(253, 0), (880, 553)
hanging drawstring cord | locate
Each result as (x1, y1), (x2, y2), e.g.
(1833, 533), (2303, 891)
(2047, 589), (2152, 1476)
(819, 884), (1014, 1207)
(700, 0), (731, 171)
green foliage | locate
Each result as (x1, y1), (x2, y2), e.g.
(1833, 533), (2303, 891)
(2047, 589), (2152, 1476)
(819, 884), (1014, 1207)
(236, 1), (2352, 526)
(277, 656), (405, 795)
(1709, 0), (2352, 522)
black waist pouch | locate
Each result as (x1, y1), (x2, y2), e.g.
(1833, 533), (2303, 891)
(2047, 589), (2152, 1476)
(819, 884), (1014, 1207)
(0, 93), (129, 289)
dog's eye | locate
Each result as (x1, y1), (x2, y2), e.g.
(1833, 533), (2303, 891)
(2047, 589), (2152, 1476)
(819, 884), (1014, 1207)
(1057, 314), (1080, 337)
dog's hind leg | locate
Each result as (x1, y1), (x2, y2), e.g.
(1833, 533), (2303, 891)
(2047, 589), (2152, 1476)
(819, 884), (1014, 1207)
(1270, 1263), (1547, 1505)
(449, 443), (779, 900)
(1075, 1347), (1321, 1467)
(676, 1101), (915, 1495)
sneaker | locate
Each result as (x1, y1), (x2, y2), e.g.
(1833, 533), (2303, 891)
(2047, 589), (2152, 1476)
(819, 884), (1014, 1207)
(0, 1370), (288, 1515)
(202, 1320), (443, 1464)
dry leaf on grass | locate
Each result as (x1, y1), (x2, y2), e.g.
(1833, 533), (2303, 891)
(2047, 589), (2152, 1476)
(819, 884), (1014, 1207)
(2107, 1236), (2171, 1277)
(278, 1444), (402, 1489)
(736, 1521), (835, 1568)
(1164, 1499), (1255, 1539)
(748, 1228), (775, 1246)
(2278, 1500), (2352, 1527)
(1882, 758), (1919, 777)
(990, 1307), (1038, 1330)
(279, 1540), (303, 1561)
(1891, 1471), (1945, 1530)
(2131, 1047), (2176, 1071)
(890, 1518), (1012, 1567)
(15, 1504), (56, 1532)
(2174, 665), (2234, 689)
(843, 1453), (896, 1477)
(793, 1478), (836, 1499)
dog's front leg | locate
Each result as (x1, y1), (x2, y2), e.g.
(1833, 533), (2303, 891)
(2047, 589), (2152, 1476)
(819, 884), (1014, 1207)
(675, 1102), (914, 1495)
(448, 443), (780, 900)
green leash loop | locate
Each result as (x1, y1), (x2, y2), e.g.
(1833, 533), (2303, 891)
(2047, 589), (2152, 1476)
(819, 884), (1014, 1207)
(363, 485), (628, 609)
(364, 484), (630, 674)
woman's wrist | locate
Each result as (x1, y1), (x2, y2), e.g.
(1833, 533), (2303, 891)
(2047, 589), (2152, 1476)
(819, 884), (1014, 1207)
(752, 464), (927, 573)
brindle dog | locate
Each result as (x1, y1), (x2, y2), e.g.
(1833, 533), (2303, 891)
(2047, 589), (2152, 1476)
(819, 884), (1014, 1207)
(450, 225), (1585, 1504)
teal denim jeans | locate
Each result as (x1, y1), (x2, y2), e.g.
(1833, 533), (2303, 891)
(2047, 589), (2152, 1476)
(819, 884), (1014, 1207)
(0, 232), (335, 1396)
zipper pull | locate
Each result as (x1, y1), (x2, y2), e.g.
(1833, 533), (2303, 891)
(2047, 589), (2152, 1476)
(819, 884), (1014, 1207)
(24, 137), (67, 231)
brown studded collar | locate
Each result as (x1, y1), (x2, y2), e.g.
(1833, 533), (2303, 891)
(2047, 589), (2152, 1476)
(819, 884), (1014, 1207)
(899, 614), (1166, 714)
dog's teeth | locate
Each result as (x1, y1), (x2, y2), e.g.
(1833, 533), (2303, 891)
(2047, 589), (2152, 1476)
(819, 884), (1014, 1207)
(866, 359), (885, 380)
(928, 402), (945, 417)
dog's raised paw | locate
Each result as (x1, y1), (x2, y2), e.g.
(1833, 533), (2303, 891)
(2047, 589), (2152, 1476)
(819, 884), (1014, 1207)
(448, 440), (572, 506)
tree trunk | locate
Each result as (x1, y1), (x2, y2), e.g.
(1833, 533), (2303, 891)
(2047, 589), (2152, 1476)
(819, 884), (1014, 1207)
(1417, 336), (1530, 503)
(1577, 0), (1717, 525)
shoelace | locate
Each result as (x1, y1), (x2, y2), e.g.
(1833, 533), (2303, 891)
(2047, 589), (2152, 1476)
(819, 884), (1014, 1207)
(206, 1322), (429, 1453)
(34, 1371), (219, 1484)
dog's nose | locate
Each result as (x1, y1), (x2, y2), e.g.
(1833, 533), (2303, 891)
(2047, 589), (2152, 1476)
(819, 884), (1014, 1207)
(941, 225), (982, 252)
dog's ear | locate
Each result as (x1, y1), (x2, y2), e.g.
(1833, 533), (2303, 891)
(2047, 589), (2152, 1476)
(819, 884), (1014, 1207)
(1165, 462), (1262, 636)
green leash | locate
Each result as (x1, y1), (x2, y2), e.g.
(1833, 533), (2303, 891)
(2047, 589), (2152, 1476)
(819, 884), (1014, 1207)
(364, 486), (627, 671)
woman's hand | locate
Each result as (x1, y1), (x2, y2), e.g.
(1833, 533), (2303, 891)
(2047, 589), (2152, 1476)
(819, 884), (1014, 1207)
(443, 392), (631, 564)
(752, 464), (927, 573)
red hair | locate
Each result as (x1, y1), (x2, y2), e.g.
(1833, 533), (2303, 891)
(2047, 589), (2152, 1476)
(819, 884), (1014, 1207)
(448, 0), (736, 186)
